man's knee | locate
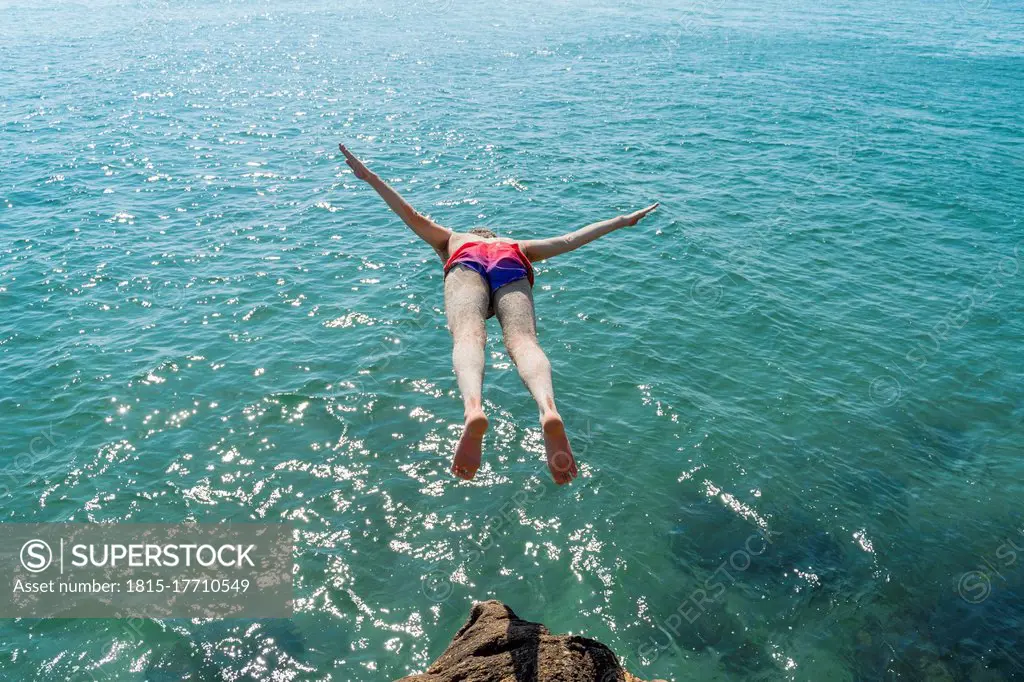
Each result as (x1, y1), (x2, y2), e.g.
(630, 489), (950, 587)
(504, 332), (541, 359)
(452, 323), (486, 346)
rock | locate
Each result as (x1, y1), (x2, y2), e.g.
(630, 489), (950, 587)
(396, 600), (663, 682)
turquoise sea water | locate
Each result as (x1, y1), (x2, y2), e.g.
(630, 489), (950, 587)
(2, 0), (1023, 679)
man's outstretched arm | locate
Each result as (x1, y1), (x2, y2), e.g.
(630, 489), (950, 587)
(340, 144), (451, 255)
(519, 203), (658, 262)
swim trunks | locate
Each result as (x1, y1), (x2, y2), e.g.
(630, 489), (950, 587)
(444, 241), (534, 294)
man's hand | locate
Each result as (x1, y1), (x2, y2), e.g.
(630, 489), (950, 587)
(339, 144), (374, 182)
(621, 202), (659, 227)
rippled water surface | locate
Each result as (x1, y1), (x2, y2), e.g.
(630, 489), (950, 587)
(2, 0), (1023, 679)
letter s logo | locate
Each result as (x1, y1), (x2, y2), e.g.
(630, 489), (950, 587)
(20, 539), (53, 573)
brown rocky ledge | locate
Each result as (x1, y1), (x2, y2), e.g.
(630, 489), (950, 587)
(396, 600), (665, 682)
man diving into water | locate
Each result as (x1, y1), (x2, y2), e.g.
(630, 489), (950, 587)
(340, 144), (658, 484)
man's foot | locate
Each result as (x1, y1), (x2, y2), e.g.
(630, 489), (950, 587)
(451, 410), (488, 480)
(542, 413), (577, 485)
